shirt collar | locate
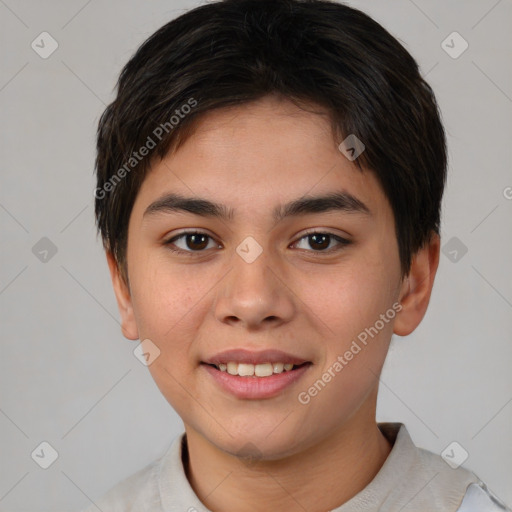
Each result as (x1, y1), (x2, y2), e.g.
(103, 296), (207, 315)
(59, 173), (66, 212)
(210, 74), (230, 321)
(157, 422), (417, 511)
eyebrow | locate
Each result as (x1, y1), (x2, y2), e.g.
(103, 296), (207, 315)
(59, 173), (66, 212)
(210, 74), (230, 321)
(143, 191), (371, 222)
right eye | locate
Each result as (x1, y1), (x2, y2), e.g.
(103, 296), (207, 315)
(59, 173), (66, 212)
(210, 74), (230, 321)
(164, 231), (221, 254)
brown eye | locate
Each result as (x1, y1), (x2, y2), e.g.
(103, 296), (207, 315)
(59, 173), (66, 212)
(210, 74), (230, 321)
(308, 233), (330, 250)
(294, 232), (351, 253)
(184, 233), (209, 250)
(165, 231), (218, 253)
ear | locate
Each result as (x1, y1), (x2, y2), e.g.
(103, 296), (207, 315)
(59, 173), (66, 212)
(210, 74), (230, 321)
(106, 251), (139, 340)
(393, 232), (441, 336)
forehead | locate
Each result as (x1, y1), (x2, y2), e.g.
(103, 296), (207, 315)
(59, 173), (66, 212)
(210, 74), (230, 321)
(132, 96), (392, 225)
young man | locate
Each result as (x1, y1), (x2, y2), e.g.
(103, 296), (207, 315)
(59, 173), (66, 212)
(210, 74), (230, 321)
(86, 0), (510, 510)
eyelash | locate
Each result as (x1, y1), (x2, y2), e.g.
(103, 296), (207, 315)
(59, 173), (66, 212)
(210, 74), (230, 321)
(163, 230), (351, 256)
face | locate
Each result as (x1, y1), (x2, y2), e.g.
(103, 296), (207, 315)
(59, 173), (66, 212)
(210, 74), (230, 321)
(114, 96), (411, 460)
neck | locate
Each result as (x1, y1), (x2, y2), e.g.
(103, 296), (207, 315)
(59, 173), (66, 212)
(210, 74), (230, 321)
(182, 392), (392, 512)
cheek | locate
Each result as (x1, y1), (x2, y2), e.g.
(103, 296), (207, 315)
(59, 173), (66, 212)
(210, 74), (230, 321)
(128, 258), (209, 408)
(293, 266), (396, 425)
(301, 262), (395, 343)
(129, 249), (210, 336)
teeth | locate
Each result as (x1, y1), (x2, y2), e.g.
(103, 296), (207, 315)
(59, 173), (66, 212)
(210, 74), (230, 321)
(215, 361), (299, 377)
(227, 362), (238, 375)
(273, 363), (284, 373)
(238, 363), (254, 376)
(255, 363), (273, 377)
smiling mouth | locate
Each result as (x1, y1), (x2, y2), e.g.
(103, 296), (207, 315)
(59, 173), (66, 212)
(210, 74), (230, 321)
(202, 361), (311, 377)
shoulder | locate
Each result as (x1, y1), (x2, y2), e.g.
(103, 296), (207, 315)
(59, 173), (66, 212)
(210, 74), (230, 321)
(374, 423), (510, 511)
(456, 481), (512, 512)
(77, 432), (208, 512)
(78, 455), (164, 512)
(410, 444), (509, 511)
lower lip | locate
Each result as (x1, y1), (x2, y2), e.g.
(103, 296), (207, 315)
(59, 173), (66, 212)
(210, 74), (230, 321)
(201, 363), (311, 400)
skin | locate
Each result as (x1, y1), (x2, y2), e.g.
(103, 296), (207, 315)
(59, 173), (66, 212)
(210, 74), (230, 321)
(107, 95), (440, 511)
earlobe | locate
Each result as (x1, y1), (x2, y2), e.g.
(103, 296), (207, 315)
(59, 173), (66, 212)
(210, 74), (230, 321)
(393, 233), (440, 337)
(106, 251), (139, 340)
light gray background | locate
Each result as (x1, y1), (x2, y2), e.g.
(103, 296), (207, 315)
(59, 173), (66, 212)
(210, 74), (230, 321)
(1, 0), (511, 510)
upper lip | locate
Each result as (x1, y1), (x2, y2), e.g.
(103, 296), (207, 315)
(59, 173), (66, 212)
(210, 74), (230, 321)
(202, 349), (310, 366)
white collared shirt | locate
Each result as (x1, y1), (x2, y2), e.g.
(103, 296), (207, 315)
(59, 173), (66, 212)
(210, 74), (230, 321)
(80, 422), (510, 511)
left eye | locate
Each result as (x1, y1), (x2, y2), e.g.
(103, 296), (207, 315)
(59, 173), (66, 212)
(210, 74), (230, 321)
(293, 232), (351, 252)
(164, 231), (350, 254)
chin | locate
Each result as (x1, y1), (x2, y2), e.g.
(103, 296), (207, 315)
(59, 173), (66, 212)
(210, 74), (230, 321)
(213, 426), (308, 463)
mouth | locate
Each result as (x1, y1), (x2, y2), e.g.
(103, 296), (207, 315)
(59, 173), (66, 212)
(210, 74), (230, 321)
(200, 349), (312, 399)
(201, 361), (311, 377)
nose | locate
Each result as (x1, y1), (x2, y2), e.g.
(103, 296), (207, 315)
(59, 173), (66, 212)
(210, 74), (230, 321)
(213, 243), (296, 330)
